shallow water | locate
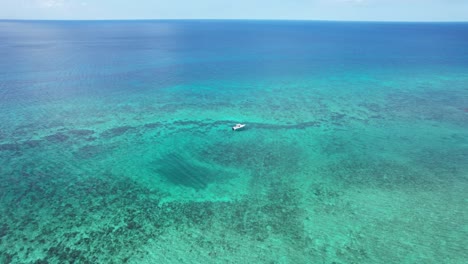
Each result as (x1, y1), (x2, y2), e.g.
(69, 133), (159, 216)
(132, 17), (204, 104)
(0, 20), (467, 263)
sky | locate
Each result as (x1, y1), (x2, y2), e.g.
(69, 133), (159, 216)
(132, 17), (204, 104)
(1, 0), (468, 21)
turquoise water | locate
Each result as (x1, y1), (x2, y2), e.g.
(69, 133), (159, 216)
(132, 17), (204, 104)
(0, 20), (467, 263)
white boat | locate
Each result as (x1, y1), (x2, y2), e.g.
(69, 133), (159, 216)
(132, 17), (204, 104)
(232, 124), (246, 131)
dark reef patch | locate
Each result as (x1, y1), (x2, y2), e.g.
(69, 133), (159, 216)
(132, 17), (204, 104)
(250, 121), (320, 130)
(0, 169), (167, 263)
(0, 143), (20, 152)
(100, 126), (135, 138)
(0, 158), (309, 263)
(68, 129), (95, 137)
(153, 153), (222, 189)
(44, 133), (69, 143)
(385, 90), (468, 124)
(323, 156), (435, 189)
(0, 253), (13, 264)
(173, 120), (203, 126)
(201, 138), (303, 177)
(0, 224), (9, 239)
(147, 119), (322, 132)
(74, 145), (110, 159)
(230, 183), (304, 241)
(22, 139), (43, 148)
(144, 122), (163, 128)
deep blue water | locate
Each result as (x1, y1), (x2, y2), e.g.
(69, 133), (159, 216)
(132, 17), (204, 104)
(1, 21), (468, 102)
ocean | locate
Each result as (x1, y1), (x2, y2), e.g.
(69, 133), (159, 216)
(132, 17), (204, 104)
(0, 20), (467, 263)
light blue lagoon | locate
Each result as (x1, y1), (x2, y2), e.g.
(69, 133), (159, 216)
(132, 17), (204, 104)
(0, 20), (467, 263)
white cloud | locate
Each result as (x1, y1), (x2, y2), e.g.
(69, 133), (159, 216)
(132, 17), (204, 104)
(337, 0), (367, 4)
(36, 0), (66, 8)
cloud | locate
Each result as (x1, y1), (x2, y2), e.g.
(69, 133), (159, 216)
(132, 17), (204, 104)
(337, 0), (367, 4)
(36, 0), (66, 8)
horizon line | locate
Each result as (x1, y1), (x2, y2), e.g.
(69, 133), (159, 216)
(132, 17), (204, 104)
(1, 18), (468, 23)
